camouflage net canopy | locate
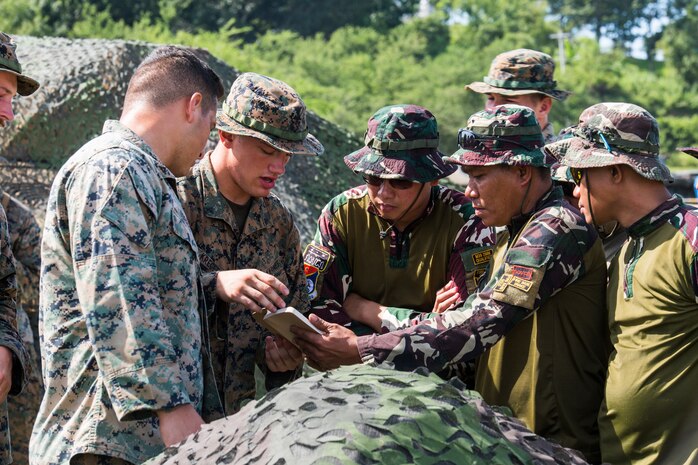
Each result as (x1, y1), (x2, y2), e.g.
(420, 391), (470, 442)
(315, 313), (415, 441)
(145, 365), (589, 465)
(1, 36), (362, 240)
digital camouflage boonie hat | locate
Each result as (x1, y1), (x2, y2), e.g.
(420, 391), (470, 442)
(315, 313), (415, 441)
(545, 102), (672, 182)
(0, 32), (39, 96)
(343, 104), (456, 182)
(217, 72), (324, 156)
(447, 105), (553, 168)
(465, 49), (570, 101)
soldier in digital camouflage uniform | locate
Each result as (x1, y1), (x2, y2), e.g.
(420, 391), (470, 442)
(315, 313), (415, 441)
(547, 103), (698, 465)
(0, 31), (37, 465)
(0, 205), (29, 465)
(31, 46), (225, 465)
(304, 104), (496, 385)
(1, 189), (43, 465)
(177, 72), (322, 418)
(296, 105), (610, 463)
(465, 49), (570, 144)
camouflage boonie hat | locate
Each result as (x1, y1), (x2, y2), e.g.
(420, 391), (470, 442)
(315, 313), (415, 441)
(447, 105), (553, 168)
(465, 49), (570, 101)
(217, 72), (323, 156)
(545, 102), (672, 182)
(343, 104), (456, 182)
(550, 163), (574, 184)
(0, 32), (39, 96)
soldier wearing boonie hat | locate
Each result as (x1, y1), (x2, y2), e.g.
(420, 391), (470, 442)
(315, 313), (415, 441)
(547, 102), (698, 465)
(300, 103), (496, 385)
(0, 32), (39, 128)
(465, 49), (570, 143)
(294, 104), (609, 463)
(0, 31), (35, 465)
(177, 72), (322, 419)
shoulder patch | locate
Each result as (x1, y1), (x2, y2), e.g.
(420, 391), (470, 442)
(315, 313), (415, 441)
(304, 244), (334, 273)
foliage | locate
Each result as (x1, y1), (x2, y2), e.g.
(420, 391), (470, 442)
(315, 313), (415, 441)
(0, 0), (696, 167)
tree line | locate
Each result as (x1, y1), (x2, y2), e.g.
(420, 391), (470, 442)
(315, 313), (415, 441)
(1, 0), (697, 166)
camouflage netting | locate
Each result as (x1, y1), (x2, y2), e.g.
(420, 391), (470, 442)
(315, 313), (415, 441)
(145, 365), (589, 465)
(0, 36), (362, 240)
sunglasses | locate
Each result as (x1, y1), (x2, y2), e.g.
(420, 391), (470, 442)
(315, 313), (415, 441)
(457, 129), (537, 151)
(570, 168), (585, 186)
(362, 175), (416, 190)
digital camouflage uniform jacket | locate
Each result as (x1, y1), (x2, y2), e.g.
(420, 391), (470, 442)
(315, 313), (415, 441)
(357, 187), (610, 462)
(32, 121), (208, 465)
(0, 189), (43, 464)
(306, 185), (495, 327)
(177, 152), (309, 419)
(0, 203), (29, 465)
(600, 196), (698, 465)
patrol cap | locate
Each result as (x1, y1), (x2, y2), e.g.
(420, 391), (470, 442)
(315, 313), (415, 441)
(217, 72), (324, 156)
(465, 49), (570, 101)
(447, 105), (553, 168)
(343, 104), (456, 183)
(0, 32), (39, 96)
(545, 102), (672, 182)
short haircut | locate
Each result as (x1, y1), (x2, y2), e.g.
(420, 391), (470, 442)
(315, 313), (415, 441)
(123, 46), (224, 113)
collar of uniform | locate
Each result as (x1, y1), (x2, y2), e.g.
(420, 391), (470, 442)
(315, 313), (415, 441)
(541, 121), (556, 144)
(102, 119), (175, 182)
(199, 152), (272, 235)
(508, 185), (563, 237)
(626, 194), (683, 239)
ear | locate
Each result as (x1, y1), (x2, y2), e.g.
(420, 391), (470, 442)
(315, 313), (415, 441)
(184, 92), (204, 123)
(516, 165), (533, 185)
(219, 129), (235, 148)
(609, 165), (623, 184)
(538, 95), (553, 114)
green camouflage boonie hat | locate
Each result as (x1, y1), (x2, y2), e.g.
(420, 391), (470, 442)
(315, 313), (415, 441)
(545, 102), (672, 182)
(465, 49), (570, 101)
(217, 72), (323, 156)
(447, 105), (553, 168)
(343, 104), (456, 182)
(0, 32), (39, 96)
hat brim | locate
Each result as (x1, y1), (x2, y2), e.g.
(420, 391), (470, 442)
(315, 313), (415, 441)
(1, 68), (40, 96)
(344, 147), (456, 183)
(679, 147), (698, 158)
(216, 111), (324, 156)
(545, 137), (673, 183)
(465, 82), (571, 102)
(445, 147), (553, 168)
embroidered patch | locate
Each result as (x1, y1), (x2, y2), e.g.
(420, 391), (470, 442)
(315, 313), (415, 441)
(510, 265), (534, 281)
(493, 273), (533, 293)
(304, 264), (320, 300)
(304, 244), (334, 273)
(472, 248), (493, 266)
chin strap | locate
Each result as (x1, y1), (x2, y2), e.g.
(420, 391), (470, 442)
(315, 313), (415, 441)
(378, 183), (427, 240)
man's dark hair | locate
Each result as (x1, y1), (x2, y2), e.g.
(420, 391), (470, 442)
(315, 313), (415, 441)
(124, 46), (224, 113)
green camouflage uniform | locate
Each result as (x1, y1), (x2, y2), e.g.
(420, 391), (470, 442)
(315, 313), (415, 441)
(305, 105), (496, 385)
(548, 103), (698, 465)
(32, 120), (210, 465)
(356, 106), (609, 462)
(0, 190), (42, 465)
(0, 204), (29, 465)
(178, 72), (321, 419)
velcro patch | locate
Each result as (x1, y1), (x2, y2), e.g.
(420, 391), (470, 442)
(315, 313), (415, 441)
(304, 244), (334, 273)
(472, 248), (493, 266)
(510, 265), (534, 281)
(492, 262), (545, 310)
